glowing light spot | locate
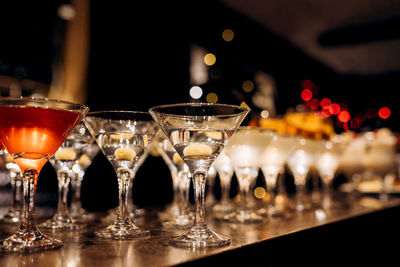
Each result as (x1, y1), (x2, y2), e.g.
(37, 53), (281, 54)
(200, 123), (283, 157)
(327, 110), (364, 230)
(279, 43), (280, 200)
(206, 92), (218, 103)
(242, 80), (254, 92)
(260, 110), (269, 118)
(379, 107), (391, 119)
(204, 53), (216, 66)
(254, 187), (266, 199)
(321, 106), (331, 118)
(189, 86), (203, 99)
(58, 4), (76, 20)
(222, 29), (234, 42)
(329, 103), (341, 115)
(320, 98), (332, 108)
(338, 110), (351, 123)
(301, 89), (313, 101)
(310, 98), (320, 110)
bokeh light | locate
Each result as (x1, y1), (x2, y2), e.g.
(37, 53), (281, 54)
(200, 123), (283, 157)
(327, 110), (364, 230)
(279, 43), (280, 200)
(254, 187), (266, 199)
(222, 29), (234, 42)
(206, 92), (218, 103)
(338, 110), (351, 123)
(204, 53), (216, 66)
(242, 80), (254, 92)
(301, 89), (313, 101)
(378, 107), (391, 119)
(189, 86), (203, 99)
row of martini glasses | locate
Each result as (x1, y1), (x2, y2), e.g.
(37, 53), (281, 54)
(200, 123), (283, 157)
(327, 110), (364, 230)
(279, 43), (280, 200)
(0, 97), (249, 253)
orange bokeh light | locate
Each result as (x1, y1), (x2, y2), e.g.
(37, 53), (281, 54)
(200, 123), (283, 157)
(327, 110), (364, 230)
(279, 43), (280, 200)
(338, 110), (351, 123)
(329, 103), (341, 115)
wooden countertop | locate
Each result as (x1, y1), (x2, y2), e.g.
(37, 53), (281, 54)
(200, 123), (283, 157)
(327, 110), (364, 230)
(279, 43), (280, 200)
(1, 194), (399, 266)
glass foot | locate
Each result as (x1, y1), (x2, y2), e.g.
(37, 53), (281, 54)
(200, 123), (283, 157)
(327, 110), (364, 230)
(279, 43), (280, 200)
(1, 228), (63, 253)
(40, 214), (84, 230)
(170, 224), (230, 248)
(70, 207), (95, 224)
(0, 208), (21, 223)
(223, 210), (264, 224)
(95, 218), (150, 240)
(162, 213), (194, 229)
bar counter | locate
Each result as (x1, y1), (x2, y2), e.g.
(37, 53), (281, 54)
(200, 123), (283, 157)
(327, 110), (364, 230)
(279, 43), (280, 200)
(1, 194), (400, 266)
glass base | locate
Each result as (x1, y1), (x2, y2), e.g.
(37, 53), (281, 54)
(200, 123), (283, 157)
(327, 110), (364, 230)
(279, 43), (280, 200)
(1, 228), (63, 253)
(0, 208), (21, 223)
(40, 214), (84, 230)
(170, 224), (230, 248)
(223, 210), (264, 224)
(95, 218), (150, 240)
(162, 213), (194, 229)
(70, 207), (95, 224)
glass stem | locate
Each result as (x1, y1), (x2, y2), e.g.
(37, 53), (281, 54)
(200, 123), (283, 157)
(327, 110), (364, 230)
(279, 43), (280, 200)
(20, 169), (39, 231)
(56, 171), (71, 216)
(265, 173), (277, 214)
(322, 179), (332, 209)
(294, 174), (307, 212)
(193, 170), (207, 227)
(117, 170), (131, 221)
(237, 174), (252, 213)
(219, 172), (232, 205)
(178, 172), (190, 216)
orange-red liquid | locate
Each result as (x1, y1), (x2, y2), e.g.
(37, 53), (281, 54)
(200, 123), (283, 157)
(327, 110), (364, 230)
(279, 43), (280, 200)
(0, 106), (83, 172)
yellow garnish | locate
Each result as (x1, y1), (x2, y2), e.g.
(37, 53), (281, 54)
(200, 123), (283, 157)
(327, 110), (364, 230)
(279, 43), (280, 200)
(183, 144), (212, 156)
(114, 148), (136, 161)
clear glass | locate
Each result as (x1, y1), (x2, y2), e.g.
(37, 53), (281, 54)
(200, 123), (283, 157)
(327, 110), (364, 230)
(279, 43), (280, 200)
(0, 96), (88, 253)
(259, 134), (294, 218)
(70, 137), (99, 223)
(315, 138), (345, 211)
(0, 149), (22, 223)
(40, 122), (96, 229)
(149, 103), (248, 248)
(223, 127), (275, 223)
(156, 132), (193, 229)
(212, 151), (235, 219)
(361, 130), (397, 202)
(287, 137), (316, 213)
(84, 111), (158, 239)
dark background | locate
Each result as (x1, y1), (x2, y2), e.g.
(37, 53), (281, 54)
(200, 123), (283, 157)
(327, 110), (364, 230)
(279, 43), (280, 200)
(1, 0), (399, 210)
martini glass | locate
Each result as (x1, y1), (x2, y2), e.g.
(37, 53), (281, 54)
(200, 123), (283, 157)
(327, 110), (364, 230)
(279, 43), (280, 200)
(149, 103), (248, 248)
(223, 126), (275, 223)
(156, 132), (193, 229)
(212, 150), (235, 219)
(259, 133), (294, 217)
(0, 149), (22, 223)
(39, 140), (84, 230)
(84, 111), (158, 239)
(315, 138), (344, 210)
(69, 123), (99, 223)
(287, 137), (317, 213)
(0, 97), (88, 253)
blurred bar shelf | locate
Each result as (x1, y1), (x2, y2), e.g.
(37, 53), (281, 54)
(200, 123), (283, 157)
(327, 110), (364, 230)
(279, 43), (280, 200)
(1, 194), (400, 266)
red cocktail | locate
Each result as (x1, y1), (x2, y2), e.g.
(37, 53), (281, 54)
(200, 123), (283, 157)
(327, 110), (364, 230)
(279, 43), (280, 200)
(0, 97), (88, 253)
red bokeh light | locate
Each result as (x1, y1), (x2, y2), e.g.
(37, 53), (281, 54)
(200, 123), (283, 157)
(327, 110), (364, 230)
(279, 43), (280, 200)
(329, 103), (341, 115)
(320, 98), (332, 108)
(378, 107), (391, 119)
(321, 106), (331, 117)
(300, 80), (315, 90)
(310, 98), (320, 110)
(338, 110), (351, 123)
(349, 117), (362, 129)
(301, 89), (313, 101)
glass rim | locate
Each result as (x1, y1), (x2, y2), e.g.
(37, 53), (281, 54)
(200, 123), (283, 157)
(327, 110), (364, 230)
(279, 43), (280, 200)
(148, 102), (249, 117)
(87, 110), (150, 116)
(0, 96), (88, 112)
